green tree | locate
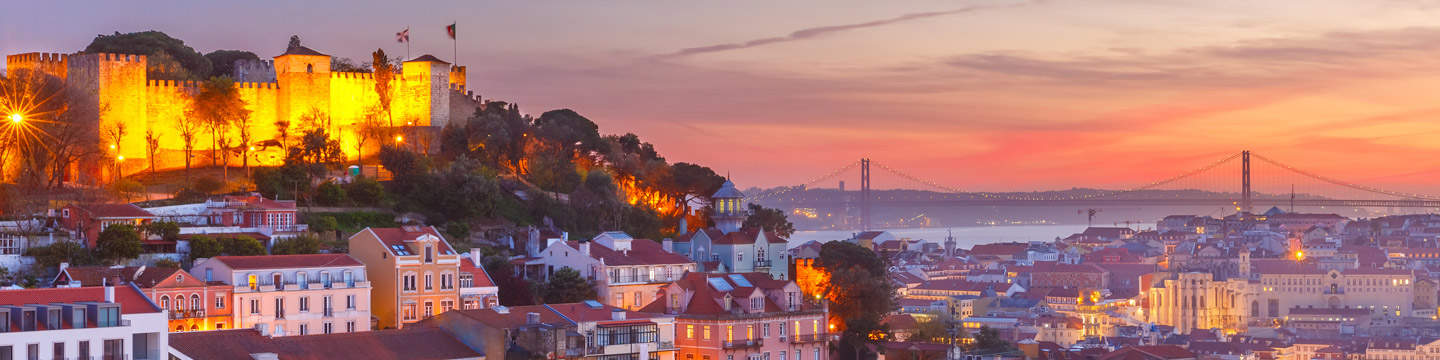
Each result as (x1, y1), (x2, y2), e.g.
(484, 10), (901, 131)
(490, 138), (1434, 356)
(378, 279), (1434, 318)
(224, 237), (266, 256)
(153, 258), (182, 269)
(271, 234), (323, 255)
(969, 326), (1011, 354)
(190, 235), (223, 259)
(193, 176), (225, 195)
(372, 49), (396, 128)
(540, 267), (598, 303)
(203, 50), (259, 78)
(344, 177), (387, 206)
(96, 224), (143, 264)
(743, 203), (796, 238)
(83, 31), (211, 80)
(532, 109), (604, 161)
(189, 76), (250, 185)
(815, 241), (896, 359)
(288, 35), (303, 50)
(308, 215), (340, 233)
(25, 241), (96, 269)
(142, 221), (181, 242)
(484, 255), (536, 306)
(315, 182), (348, 206)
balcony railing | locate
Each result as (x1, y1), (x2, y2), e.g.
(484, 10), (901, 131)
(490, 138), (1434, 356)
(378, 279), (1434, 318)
(168, 309), (207, 319)
(723, 339), (764, 349)
(794, 333), (828, 343)
(323, 307), (334, 317)
(754, 260), (772, 268)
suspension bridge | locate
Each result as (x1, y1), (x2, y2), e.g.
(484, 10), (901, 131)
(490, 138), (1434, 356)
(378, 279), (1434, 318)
(749, 151), (1440, 230)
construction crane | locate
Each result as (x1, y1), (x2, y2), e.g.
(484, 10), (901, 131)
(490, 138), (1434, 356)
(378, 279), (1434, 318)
(1079, 208), (1101, 227)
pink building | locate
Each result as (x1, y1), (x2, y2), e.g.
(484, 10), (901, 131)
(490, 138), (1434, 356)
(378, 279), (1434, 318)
(191, 254), (372, 336)
(642, 273), (829, 360)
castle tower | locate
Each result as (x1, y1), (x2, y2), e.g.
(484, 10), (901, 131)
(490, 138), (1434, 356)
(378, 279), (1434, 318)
(400, 55), (452, 128)
(944, 229), (956, 257)
(711, 180), (746, 234)
(274, 45), (331, 129)
(65, 53), (148, 183)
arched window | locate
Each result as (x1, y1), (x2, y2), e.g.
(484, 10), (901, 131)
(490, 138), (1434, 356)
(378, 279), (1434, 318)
(160, 295), (170, 309)
(175, 296), (185, 311)
(306, 64), (314, 73)
(191, 294), (201, 310)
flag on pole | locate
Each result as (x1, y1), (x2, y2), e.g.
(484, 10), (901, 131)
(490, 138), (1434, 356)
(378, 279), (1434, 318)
(396, 28), (410, 43)
(446, 23), (456, 39)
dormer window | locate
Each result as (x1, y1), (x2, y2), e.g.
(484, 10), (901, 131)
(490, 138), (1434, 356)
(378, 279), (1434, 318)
(426, 245), (433, 263)
(751, 297), (762, 311)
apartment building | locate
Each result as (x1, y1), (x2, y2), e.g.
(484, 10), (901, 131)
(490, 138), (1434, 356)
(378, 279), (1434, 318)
(419, 301), (677, 360)
(643, 272), (829, 360)
(523, 232), (697, 310)
(459, 248), (500, 309)
(55, 264), (233, 332)
(0, 284), (168, 360)
(191, 254), (372, 336)
(348, 226), (462, 328)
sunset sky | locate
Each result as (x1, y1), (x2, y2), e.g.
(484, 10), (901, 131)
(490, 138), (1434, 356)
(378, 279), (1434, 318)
(5, 0), (1440, 193)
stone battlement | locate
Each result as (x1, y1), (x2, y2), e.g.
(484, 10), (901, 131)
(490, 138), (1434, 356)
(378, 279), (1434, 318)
(332, 71), (374, 80)
(7, 52), (71, 64)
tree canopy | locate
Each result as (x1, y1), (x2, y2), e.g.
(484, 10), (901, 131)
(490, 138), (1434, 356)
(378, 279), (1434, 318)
(204, 50), (260, 78)
(743, 203), (796, 238)
(815, 241), (896, 359)
(96, 224), (143, 264)
(84, 31), (211, 80)
(540, 267), (598, 303)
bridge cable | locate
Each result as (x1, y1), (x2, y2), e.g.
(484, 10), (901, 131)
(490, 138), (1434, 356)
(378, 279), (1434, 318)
(1250, 153), (1440, 200)
(748, 159), (863, 201)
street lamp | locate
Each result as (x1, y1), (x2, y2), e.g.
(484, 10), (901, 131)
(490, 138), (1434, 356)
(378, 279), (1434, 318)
(8, 114), (22, 124)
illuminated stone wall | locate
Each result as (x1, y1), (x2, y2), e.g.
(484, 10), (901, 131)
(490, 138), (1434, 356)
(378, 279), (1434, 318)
(5, 49), (478, 178)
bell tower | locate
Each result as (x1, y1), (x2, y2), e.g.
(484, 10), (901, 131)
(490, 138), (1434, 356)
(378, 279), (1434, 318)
(711, 180), (746, 234)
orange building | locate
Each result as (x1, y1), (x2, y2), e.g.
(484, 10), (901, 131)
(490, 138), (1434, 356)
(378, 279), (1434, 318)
(53, 264), (233, 332)
(347, 226), (462, 329)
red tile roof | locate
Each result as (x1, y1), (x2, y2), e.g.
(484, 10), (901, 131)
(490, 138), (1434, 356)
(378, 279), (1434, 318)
(169, 327), (479, 360)
(56, 266), (145, 287)
(914, 279), (992, 292)
(713, 228), (785, 245)
(970, 242), (1028, 257)
(366, 226), (457, 256)
(1101, 345), (1196, 360)
(573, 239), (692, 266)
(653, 272), (800, 316)
(210, 254), (363, 270)
(0, 286), (159, 314)
(459, 257), (496, 288)
(675, 228), (724, 243)
(546, 302), (666, 323)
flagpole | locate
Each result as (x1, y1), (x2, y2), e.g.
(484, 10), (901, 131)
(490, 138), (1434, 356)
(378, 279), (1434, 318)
(452, 21), (458, 64)
(406, 26), (411, 59)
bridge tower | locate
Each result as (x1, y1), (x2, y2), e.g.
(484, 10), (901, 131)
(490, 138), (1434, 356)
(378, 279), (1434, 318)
(1241, 150), (1252, 215)
(861, 158), (871, 231)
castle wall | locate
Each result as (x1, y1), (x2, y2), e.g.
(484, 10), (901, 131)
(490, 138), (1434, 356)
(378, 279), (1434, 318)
(7, 49), (472, 178)
(5, 52), (70, 79)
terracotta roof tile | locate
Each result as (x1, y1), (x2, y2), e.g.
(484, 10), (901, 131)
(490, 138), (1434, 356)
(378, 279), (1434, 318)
(170, 327), (479, 360)
(0, 286), (159, 314)
(74, 203), (154, 218)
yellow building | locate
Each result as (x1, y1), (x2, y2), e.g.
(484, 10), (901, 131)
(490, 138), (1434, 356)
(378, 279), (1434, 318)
(348, 226), (462, 329)
(3, 43), (482, 182)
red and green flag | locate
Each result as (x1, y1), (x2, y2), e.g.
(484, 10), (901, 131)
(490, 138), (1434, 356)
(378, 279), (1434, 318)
(446, 23), (456, 39)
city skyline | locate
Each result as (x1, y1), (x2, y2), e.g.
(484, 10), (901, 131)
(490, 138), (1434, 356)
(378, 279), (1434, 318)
(5, 1), (1440, 191)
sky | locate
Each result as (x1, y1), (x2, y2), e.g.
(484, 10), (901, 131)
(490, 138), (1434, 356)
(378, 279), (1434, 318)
(5, 0), (1440, 193)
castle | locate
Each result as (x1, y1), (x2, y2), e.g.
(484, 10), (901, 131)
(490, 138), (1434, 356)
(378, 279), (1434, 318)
(4, 45), (485, 182)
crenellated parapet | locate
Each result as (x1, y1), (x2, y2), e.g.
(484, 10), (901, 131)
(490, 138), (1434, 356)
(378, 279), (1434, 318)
(331, 71), (375, 80)
(449, 65), (467, 91)
(6, 52), (73, 79)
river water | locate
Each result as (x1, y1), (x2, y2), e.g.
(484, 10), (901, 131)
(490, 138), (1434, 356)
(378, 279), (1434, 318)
(788, 225), (1089, 249)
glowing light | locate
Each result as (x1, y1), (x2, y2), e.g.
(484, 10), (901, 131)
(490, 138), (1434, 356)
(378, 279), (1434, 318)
(1294, 250), (1305, 261)
(7, 114), (21, 124)
(116, 155), (124, 161)
(249, 146), (255, 151)
(395, 135), (404, 143)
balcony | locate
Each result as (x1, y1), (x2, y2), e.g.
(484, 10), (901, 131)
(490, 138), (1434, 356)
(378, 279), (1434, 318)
(794, 333), (828, 343)
(754, 260), (772, 268)
(723, 339), (764, 349)
(168, 309), (207, 319)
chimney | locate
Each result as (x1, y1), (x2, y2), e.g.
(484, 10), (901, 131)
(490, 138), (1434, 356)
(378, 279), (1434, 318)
(103, 278), (115, 303)
(662, 238), (674, 253)
(581, 242), (590, 256)
(611, 309), (626, 321)
(470, 248), (482, 266)
(526, 312), (541, 325)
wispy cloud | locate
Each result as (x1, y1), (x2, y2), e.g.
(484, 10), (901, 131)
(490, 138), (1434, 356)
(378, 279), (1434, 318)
(655, 3), (1027, 59)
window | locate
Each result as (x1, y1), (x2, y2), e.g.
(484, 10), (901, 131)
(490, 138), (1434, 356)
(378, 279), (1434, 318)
(344, 271), (355, 288)
(403, 304), (417, 320)
(704, 326), (711, 340)
(276, 298), (286, 319)
(751, 297), (762, 311)
(273, 273), (284, 290)
(250, 298), (260, 314)
(175, 296), (185, 311)
(424, 301), (434, 318)
(216, 322), (226, 329)
(634, 291), (642, 307)
(324, 322), (334, 334)
(103, 339), (123, 360)
(726, 325), (734, 342)
(403, 274), (417, 291)
(747, 325), (754, 340)
(347, 295), (357, 309)
(299, 323), (309, 335)
(274, 324), (284, 336)
(160, 295), (170, 309)
(347, 321), (356, 333)
(779, 322), (786, 337)
(687, 325), (695, 339)
(763, 323), (770, 337)
(78, 341), (89, 360)
(299, 296), (310, 312)
(306, 64), (313, 73)
(216, 294), (226, 309)
(297, 272), (308, 289)
(781, 352), (787, 360)
(459, 274), (474, 288)
(191, 294), (201, 310)
(615, 293), (624, 307)
(425, 273), (434, 290)
(426, 245), (434, 263)
(26, 344), (36, 360)
(441, 300), (455, 313)
(323, 296), (333, 316)
(813, 349), (820, 360)
(248, 274), (258, 290)
(321, 272), (331, 288)
(53, 342), (64, 360)
(441, 273), (454, 290)
(595, 323), (659, 346)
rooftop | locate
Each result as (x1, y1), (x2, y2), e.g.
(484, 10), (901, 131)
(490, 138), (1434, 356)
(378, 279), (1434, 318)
(169, 327), (479, 360)
(209, 254), (362, 270)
